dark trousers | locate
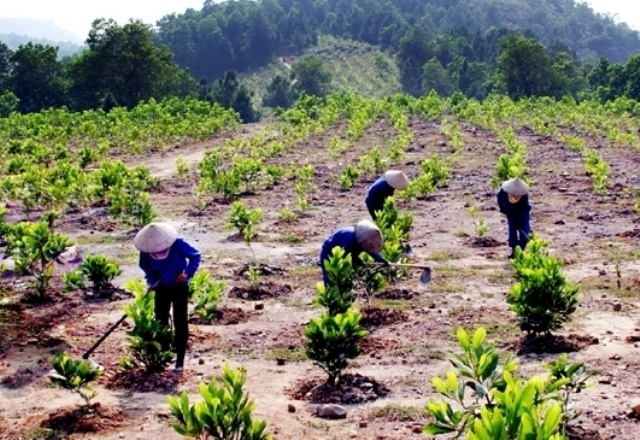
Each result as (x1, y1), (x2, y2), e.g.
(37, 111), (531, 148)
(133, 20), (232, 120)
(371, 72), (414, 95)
(507, 215), (530, 253)
(154, 283), (189, 367)
(366, 198), (386, 220)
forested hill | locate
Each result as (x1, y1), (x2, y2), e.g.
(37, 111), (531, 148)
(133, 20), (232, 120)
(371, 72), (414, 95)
(156, 0), (640, 82)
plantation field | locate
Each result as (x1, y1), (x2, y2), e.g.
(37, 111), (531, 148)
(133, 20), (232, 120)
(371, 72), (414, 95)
(1, 95), (640, 439)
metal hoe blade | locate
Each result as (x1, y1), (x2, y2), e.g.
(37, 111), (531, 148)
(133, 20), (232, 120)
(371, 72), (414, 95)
(366, 262), (432, 285)
(418, 266), (432, 285)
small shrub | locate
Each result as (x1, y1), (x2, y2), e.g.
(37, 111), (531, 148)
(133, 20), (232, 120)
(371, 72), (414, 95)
(49, 352), (102, 408)
(490, 154), (526, 190)
(375, 197), (412, 243)
(584, 149), (609, 195)
(123, 279), (173, 372)
(354, 257), (388, 308)
(226, 201), (262, 245)
(4, 221), (73, 298)
(190, 271), (226, 320)
(468, 206), (489, 237)
(328, 135), (350, 157)
(420, 154), (451, 187)
(304, 309), (368, 385)
(361, 147), (388, 175)
(232, 156), (263, 194)
(424, 327), (591, 439)
(508, 237), (579, 336)
(277, 206), (297, 222)
(174, 157), (190, 181)
(107, 184), (155, 228)
(247, 266), (261, 289)
(214, 170), (243, 201)
(543, 353), (592, 428)
(338, 165), (360, 191)
(264, 165), (286, 187)
(167, 364), (272, 440)
(405, 173), (434, 199)
(63, 254), (122, 297)
(0, 204), (7, 240)
(293, 163), (316, 212)
(318, 247), (355, 308)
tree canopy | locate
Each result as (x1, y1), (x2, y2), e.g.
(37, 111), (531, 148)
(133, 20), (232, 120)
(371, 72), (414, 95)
(68, 19), (197, 110)
(155, 0), (640, 83)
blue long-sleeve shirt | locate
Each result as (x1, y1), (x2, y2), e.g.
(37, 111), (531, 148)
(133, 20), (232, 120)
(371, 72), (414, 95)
(319, 227), (385, 268)
(139, 238), (201, 287)
(497, 189), (531, 222)
(365, 176), (395, 208)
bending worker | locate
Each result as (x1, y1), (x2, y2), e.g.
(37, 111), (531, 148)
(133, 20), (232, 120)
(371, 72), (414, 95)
(319, 220), (388, 287)
(134, 222), (201, 372)
(365, 170), (410, 220)
(497, 177), (531, 258)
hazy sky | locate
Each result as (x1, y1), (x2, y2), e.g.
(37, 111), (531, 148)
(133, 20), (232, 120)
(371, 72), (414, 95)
(1, 0), (207, 39)
(0, 0), (639, 41)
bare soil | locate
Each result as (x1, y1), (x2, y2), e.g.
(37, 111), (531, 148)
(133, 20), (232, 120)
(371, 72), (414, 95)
(2, 118), (640, 439)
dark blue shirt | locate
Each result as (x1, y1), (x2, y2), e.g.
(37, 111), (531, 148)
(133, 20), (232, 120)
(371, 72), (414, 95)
(139, 238), (201, 287)
(365, 176), (395, 207)
(497, 189), (531, 221)
(320, 227), (385, 267)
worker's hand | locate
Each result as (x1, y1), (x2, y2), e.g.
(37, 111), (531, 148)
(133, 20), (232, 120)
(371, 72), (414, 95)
(176, 272), (188, 284)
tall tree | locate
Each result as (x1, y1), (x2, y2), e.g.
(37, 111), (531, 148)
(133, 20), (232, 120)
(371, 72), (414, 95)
(622, 54), (640, 101)
(397, 27), (433, 95)
(422, 57), (456, 96)
(0, 42), (12, 92)
(67, 19), (196, 110)
(291, 56), (332, 98)
(497, 35), (568, 99)
(10, 43), (67, 113)
(208, 70), (259, 123)
(262, 74), (296, 108)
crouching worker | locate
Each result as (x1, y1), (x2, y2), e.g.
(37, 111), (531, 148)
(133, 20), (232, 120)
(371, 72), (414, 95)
(320, 220), (389, 287)
(134, 222), (201, 372)
(497, 178), (531, 259)
(365, 170), (410, 220)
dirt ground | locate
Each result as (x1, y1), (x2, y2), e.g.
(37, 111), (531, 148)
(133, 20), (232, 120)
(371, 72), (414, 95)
(1, 117), (640, 440)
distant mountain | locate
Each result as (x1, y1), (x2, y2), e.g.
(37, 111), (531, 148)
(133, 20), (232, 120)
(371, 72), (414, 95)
(0, 33), (84, 59)
(0, 18), (83, 44)
(156, 0), (640, 83)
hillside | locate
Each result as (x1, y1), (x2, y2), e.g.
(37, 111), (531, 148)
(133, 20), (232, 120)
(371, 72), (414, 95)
(0, 33), (84, 59)
(243, 36), (402, 107)
(0, 18), (83, 44)
(156, 0), (640, 83)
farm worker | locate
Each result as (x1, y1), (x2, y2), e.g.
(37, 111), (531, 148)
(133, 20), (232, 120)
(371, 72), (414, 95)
(497, 178), (531, 258)
(134, 222), (201, 372)
(319, 220), (389, 287)
(365, 170), (410, 220)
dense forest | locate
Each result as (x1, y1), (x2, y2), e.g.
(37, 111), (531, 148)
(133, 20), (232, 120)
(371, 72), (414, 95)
(156, 0), (640, 81)
(0, 0), (639, 120)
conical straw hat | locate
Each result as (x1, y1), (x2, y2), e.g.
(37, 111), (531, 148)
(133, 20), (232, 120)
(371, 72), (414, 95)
(355, 220), (384, 254)
(134, 223), (178, 253)
(385, 170), (410, 190)
(502, 178), (529, 196)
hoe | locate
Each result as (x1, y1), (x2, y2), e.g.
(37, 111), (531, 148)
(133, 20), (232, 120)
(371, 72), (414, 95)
(80, 280), (161, 369)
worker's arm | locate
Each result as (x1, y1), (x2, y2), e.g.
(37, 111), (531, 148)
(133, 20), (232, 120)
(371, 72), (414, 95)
(139, 253), (159, 287)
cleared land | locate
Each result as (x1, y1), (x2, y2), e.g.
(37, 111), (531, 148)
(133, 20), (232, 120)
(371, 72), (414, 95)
(1, 108), (640, 439)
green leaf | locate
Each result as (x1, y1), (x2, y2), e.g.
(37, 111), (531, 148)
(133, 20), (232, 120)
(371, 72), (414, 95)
(472, 327), (486, 348)
(542, 402), (562, 436)
(423, 423), (456, 435)
(456, 327), (470, 349)
(432, 377), (448, 394)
